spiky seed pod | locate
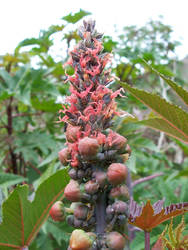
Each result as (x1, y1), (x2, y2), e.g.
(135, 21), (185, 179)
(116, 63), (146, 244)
(92, 170), (107, 187)
(58, 148), (70, 166)
(70, 229), (94, 250)
(64, 180), (82, 202)
(84, 180), (99, 194)
(106, 232), (126, 250)
(112, 201), (127, 214)
(74, 204), (89, 220)
(66, 124), (80, 143)
(109, 185), (130, 200)
(78, 137), (100, 159)
(49, 201), (65, 221)
(105, 130), (127, 152)
(107, 163), (128, 185)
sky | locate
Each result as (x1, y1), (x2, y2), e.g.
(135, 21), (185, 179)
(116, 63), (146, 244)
(1, 0), (188, 59)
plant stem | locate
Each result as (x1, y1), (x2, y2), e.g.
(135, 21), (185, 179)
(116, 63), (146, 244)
(126, 169), (134, 246)
(131, 173), (163, 188)
(145, 231), (150, 250)
(6, 97), (18, 174)
(95, 191), (106, 234)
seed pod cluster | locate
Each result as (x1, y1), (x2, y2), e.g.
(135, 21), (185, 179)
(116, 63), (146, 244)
(50, 20), (131, 249)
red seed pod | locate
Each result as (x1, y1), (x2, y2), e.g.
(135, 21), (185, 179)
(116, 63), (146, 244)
(92, 171), (107, 187)
(107, 131), (127, 152)
(109, 185), (129, 200)
(78, 137), (99, 158)
(74, 204), (89, 220)
(107, 163), (128, 185)
(112, 200), (127, 214)
(58, 147), (70, 166)
(84, 180), (99, 194)
(106, 232), (126, 250)
(64, 180), (81, 202)
(70, 229), (94, 250)
(66, 124), (80, 143)
(49, 201), (65, 221)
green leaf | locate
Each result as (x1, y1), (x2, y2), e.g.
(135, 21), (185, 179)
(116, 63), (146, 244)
(173, 139), (188, 156)
(138, 118), (188, 143)
(17, 38), (42, 48)
(31, 97), (61, 112)
(43, 221), (71, 246)
(62, 9), (91, 24)
(142, 59), (188, 107)
(0, 70), (16, 92)
(0, 173), (26, 189)
(0, 168), (69, 249)
(38, 151), (58, 168)
(127, 149), (137, 173)
(15, 67), (31, 105)
(131, 137), (158, 152)
(120, 81), (188, 144)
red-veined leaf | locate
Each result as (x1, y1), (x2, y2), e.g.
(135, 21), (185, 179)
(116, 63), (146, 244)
(128, 200), (188, 232)
(120, 81), (188, 144)
(0, 168), (69, 249)
(142, 59), (188, 108)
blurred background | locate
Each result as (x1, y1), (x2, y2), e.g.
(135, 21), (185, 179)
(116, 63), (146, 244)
(0, 1), (188, 249)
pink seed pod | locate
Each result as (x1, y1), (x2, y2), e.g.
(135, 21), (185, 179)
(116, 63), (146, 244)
(49, 201), (65, 221)
(66, 124), (80, 143)
(64, 180), (81, 202)
(58, 147), (70, 166)
(112, 200), (127, 214)
(78, 137), (99, 158)
(84, 180), (99, 194)
(70, 229), (94, 250)
(74, 204), (89, 220)
(106, 131), (127, 152)
(92, 170), (107, 187)
(106, 231), (126, 250)
(109, 185), (129, 200)
(107, 163), (128, 185)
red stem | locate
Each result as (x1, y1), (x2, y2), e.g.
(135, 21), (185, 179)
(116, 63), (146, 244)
(145, 231), (150, 250)
(6, 97), (18, 174)
(132, 173), (163, 188)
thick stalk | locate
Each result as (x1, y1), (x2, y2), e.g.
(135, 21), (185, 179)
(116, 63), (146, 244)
(145, 231), (150, 250)
(126, 169), (134, 245)
(6, 97), (18, 174)
(95, 191), (106, 234)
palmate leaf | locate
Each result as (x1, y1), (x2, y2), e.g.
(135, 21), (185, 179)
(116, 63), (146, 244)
(138, 118), (187, 143)
(0, 173), (26, 189)
(142, 59), (188, 107)
(153, 216), (188, 250)
(128, 199), (188, 232)
(0, 168), (69, 249)
(120, 81), (188, 144)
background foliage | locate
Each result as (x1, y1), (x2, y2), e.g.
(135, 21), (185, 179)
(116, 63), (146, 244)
(0, 10), (187, 249)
